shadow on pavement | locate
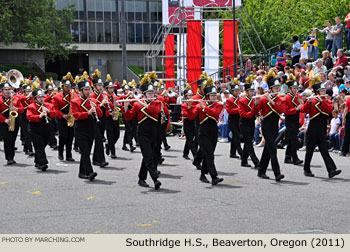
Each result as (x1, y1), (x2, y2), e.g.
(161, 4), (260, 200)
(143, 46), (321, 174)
(36, 170), (68, 174)
(271, 180), (309, 186)
(100, 166), (126, 171)
(140, 188), (181, 194)
(84, 180), (116, 185)
(206, 184), (243, 189)
(217, 171), (237, 176)
(159, 173), (183, 179)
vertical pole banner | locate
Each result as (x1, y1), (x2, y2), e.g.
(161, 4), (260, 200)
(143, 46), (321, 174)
(165, 34), (175, 89)
(187, 21), (202, 93)
(177, 34), (187, 91)
(223, 20), (238, 82)
(205, 21), (219, 77)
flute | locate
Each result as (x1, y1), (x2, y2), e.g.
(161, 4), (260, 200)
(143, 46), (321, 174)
(116, 97), (156, 103)
(252, 92), (280, 99)
(88, 95), (100, 122)
(181, 99), (219, 102)
(306, 94), (328, 100)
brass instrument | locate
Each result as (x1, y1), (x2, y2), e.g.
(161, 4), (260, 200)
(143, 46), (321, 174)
(8, 93), (18, 132)
(66, 92), (75, 127)
(112, 95), (120, 121)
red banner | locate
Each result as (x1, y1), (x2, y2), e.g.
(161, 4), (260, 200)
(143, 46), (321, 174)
(187, 21), (202, 93)
(165, 34), (175, 89)
(223, 20), (238, 82)
(193, 0), (233, 7)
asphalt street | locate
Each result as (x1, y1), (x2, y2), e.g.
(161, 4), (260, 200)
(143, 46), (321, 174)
(0, 132), (349, 234)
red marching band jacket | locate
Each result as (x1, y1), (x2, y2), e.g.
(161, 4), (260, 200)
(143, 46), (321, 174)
(186, 102), (223, 124)
(106, 92), (121, 117)
(52, 92), (73, 119)
(18, 94), (34, 110)
(255, 95), (285, 118)
(226, 96), (240, 115)
(238, 96), (258, 119)
(26, 102), (58, 122)
(70, 96), (103, 120)
(300, 98), (333, 120)
(181, 102), (191, 120)
(0, 95), (24, 123)
(118, 94), (135, 114)
(90, 90), (113, 117)
(124, 99), (161, 124)
(157, 95), (170, 116)
(283, 93), (302, 116)
(44, 93), (55, 104)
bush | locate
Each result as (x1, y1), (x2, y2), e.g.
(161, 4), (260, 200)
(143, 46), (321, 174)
(128, 65), (144, 77)
(0, 64), (57, 81)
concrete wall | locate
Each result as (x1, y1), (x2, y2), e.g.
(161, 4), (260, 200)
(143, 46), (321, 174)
(0, 49), (45, 72)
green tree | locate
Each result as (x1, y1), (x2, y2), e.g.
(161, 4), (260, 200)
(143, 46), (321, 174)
(0, 0), (77, 63)
(220, 0), (349, 55)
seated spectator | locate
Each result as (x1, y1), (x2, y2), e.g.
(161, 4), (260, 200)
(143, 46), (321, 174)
(339, 78), (350, 92)
(251, 64), (259, 75)
(300, 71), (310, 88)
(319, 72), (329, 89)
(215, 80), (222, 93)
(334, 49), (349, 67)
(253, 75), (268, 91)
(313, 59), (327, 75)
(306, 63), (314, 78)
(218, 101), (230, 143)
(334, 78), (344, 95)
(299, 57), (307, 69)
(322, 50), (334, 70)
(329, 110), (341, 152)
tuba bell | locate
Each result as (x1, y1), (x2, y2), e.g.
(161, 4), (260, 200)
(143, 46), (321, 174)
(7, 69), (23, 89)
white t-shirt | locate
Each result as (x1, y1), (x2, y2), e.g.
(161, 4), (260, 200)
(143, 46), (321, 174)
(301, 46), (308, 59)
(330, 117), (341, 134)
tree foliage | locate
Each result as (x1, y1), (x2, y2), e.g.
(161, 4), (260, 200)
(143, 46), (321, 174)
(220, 0), (350, 54)
(0, 0), (77, 63)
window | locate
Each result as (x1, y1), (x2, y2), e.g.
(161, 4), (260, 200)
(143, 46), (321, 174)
(105, 22), (112, 42)
(97, 22), (104, 42)
(96, 0), (103, 20)
(151, 24), (159, 39)
(72, 22), (79, 42)
(126, 0), (135, 21)
(150, 1), (158, 22)
(143, 23), (150, 43)
(127, 23), (135, 43)
(135, 1), (146, 21)
(135, 23), (142, 43)
(87, 0), (96, 19)
(88, 22), (96, 42)
(112, 23), (119, 43)
(80, 22), (87, 42)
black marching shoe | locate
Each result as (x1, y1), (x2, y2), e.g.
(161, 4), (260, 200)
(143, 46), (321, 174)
(51, 145), (58, 150)
(258, 173), (270, 179)
(339, 152), (347, 157)
(66, 157), (75, 162)
(284, 158), (293, 164)
(192, 162), (202, 170)
(183, 155), (190, 160)
(329, 170), (342, 178)
(304, 171), (315, 177)
(230, 154), (239, 159)
(89, 172), (98, 181)
(164, 145), (171, 150)
(100, 161), (109, 168)
(138, 180), (149, 187)
(58, 153), (64, 161)
(293, 159), (303, 165)
(78, 174), (89, 179)
(26, 151), (34, 156)
(74, 147), (79, 152)
(199, 174), (210, 183)
(275, 174), (285, 182)
(241, 163), (251, 168)
(111, 154), (117, 159)
(122, 146), (129, 151)
(212, 177), (224, 185)
(7, 160), (15, 165)
(35, 163), (39, 168)
(105, 144), (110, 155)
(158, 157), (165, 165)
(130, 146), (136, 152)
(93, 161), (101, 166)
(154, 180), (162, 190)
(39, 164), (48, 171)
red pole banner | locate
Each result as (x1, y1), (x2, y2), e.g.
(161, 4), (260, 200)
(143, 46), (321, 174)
(165, 34), (175, 89)
(187, 21), (202, 93)
(223, 20), (238, 82)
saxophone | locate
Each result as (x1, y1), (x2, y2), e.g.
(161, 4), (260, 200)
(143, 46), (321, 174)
(112, 95), (120, 121)
(9, 94), (18, 132)
(66, 92), (75, 127)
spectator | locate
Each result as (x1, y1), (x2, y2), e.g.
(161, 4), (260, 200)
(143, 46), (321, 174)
(214, 80), (222, 93)
(245, 56), (252, 72)
(305, 63), (314, 78)
(299, 57), (307, 70)
(276, 44), (287, 67)
(237, 68), (247, 83)
(334, 49), (349, 67)
(319, 72), (329, 89)
(329, 110), (341, 152)
(300, 42), (309, 60)
(300, 72), (310, 88)
(317, 20), (334, 52)
(322, 50), (334, 70)
(339, 78), (350, 92)
(225, 75), (232, 84)
(218, 99), (230, 143)
(220, 84), (228, 101)
(313, 59), (327, 76)
(334, 78), (344, 95)
(280, 75), (288, 94)
(294, 63), (304, 75)
(343, 66), (350, 81)
(331, 17), (344, 57)
(251, 64), (259, 75)
(345, 4), (350, 53)
(253, 75), (268, 92)
(305, 28), (319, 60)
(291, 35), (301, 65)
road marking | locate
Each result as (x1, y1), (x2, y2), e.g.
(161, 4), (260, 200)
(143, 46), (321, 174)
(56, 163), (68, 166)
(26, 190), (41, 195)
(152, 220), (160, 223)
(87, 197), (95, 200)
(137, 224), (152, 227)
(0, 182), (8, 184)
(94, 231), (102, 234)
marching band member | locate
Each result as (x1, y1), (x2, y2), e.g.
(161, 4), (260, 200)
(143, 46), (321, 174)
(238, 76), (260, 168)
(44, 82), (58, 149)
(27, 89), (58, 171)
(71, 80), (101, 181)
(52, 73), (75, 161)
(186, 77), (224, 185)
(301, 82), (342, 178)
(0, 81), (24, 165)
(181, 84), (197, 160)
(123, 75), (162, 190)
(254, 71), (285, 181)
(226, 80), (243, 159)
(104, 74), (120, 159)
(19, 84), (35, 156)
(283, 74), (303, 165)
(90, 75), (109, 168)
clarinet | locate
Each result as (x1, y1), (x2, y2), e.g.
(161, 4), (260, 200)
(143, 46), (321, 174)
(102, 91), (113, 113)
(41, 101), (49, 124)
(88, 95), (100, 122)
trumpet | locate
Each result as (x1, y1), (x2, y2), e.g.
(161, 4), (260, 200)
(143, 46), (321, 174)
(88, 95), (100, 122)
(251, 92), (280, 99)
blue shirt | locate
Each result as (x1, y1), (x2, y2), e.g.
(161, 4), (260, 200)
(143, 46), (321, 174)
(277, 50), (286, 62)
(291, 41), (301, 58)
(239, 74), (247, 83)
(338, 84), (350, 91)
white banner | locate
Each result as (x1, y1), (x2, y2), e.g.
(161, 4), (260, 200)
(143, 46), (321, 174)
(204, 21), (219, 76)
(177, 34), (187, 90)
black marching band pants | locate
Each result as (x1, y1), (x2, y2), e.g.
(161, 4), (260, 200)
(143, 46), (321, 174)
(285, 113), (300, 162)
(93, 119), (106, 164)
(228, 114), (243, 157)
(57, 118), (74, 158)
(341, 113), (350, 154)
(20, 112), (33, 152)
(183, 119), (198, 158)
(105, 116), (120, 156)
(29, 122), (50, 166)
(0, 118), (19, 161)
(240, 117), (259, 166)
